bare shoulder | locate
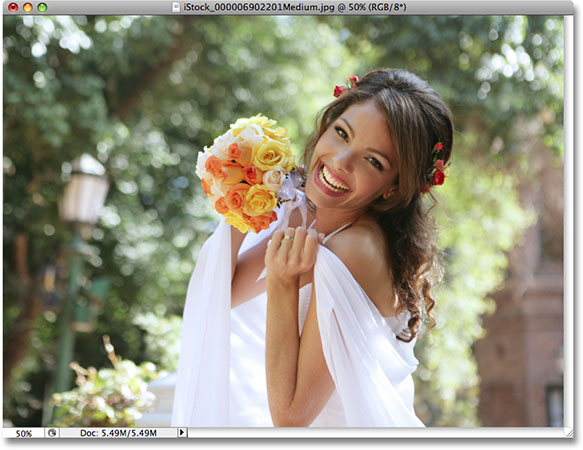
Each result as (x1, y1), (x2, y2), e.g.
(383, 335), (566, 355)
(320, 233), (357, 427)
(323, 216), (397, 316)
(323, 216), (387, 275)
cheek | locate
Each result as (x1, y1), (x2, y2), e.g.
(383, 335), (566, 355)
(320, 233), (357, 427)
(358, 179), (383, 199)
(308, 139), (328, 172)
(357, 171), (396, 199)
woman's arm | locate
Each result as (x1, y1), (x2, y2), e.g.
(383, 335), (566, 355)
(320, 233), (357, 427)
(266, 279), (335, 426)
(264, 226), (335, 426)
(265, 273), (301, 424)
(230, 227), (247, 279)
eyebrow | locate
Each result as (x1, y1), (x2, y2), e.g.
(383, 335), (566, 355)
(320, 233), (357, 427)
(339, 117), (393, 167)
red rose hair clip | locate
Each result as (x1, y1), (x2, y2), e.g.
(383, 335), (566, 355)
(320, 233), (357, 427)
(334, 75), (359, 97)
(420, 142), (450, 194)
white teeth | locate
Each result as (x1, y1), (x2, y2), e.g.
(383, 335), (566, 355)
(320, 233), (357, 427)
(323, 166), (349, 190)
(319, 165), (349, 192)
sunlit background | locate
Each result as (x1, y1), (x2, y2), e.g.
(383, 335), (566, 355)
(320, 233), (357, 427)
(3, 14), (564, 427)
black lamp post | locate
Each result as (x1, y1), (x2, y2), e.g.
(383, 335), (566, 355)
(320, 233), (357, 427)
(52, 154), (109, 400)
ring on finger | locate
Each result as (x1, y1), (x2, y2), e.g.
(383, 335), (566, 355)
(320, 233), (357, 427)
(283, 235), (294, 241)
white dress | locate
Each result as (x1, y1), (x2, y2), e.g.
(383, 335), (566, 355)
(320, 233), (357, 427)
(172, 193), (424, 427)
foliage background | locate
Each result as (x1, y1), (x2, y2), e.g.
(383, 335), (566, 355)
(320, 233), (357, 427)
(3, 14), (563, 426)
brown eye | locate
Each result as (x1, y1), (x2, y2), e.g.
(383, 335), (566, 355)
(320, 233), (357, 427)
(366, 156), (383, 170)
(335, 126), (348, 141)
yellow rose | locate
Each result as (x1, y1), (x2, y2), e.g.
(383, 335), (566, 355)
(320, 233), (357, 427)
(243, 184), (278, 217)
(264, 126), (287, 140)
(230, 115), (277, 137)
(252, 138), (294, 172)
(224, 211), (251, 233)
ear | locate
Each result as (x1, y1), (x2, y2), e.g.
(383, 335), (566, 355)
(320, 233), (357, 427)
(382, 186), (398, 199)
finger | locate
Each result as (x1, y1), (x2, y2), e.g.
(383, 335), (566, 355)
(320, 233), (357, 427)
(280, 227), (295, 247)
(302, 228), (319, 267)
(266, 230), (284, 260)
(290, 227), (307, 263)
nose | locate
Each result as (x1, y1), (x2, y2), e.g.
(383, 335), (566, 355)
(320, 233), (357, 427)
(331, 147), (354, 174)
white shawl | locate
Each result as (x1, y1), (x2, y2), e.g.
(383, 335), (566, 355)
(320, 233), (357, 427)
(171, 197), (424, 427)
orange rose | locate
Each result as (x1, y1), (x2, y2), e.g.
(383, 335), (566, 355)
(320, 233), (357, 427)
(236, 145), (252, 166)
(228, 143), (241, 160)
(205, 155), (225, 179)
(201, 178), (212, 195)
(227, 143), (253, 167)
(215, 196), (229, 215)
(220, 160), (244, 185)
(249, 211), (278, 233)
(225, 183), (251, 213)
(243, 164), (264, 185)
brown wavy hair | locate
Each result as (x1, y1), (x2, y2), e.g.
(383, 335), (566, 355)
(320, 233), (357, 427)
(303, 69), (454, 342)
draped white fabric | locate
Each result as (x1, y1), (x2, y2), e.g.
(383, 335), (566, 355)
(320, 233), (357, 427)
(171, 196), (424, 427)
(171, 218), (233, 426)
(314, 246), (424, 427)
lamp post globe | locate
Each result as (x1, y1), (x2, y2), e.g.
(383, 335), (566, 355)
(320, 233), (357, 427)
(59, 153), (109, 229)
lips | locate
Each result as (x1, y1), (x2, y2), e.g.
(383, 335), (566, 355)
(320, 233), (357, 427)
(314, 163), (350, 196)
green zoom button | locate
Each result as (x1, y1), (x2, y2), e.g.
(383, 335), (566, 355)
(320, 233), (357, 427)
(38, 3), (47, 12)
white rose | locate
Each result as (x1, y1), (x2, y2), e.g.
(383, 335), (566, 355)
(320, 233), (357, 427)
(195, 151), (212, 180)
(210, 178), (229, 199)
(207, 193), (218, 207)
(262, 167), (286, 192)
(236, 124), (265, 149)
(210, 130), (235, 160)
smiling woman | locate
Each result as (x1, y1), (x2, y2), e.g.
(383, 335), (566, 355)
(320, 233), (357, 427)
(172, 68), (454, 427)
(303, 69), (454, 342)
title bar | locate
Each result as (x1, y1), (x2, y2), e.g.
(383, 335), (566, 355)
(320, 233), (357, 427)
(2, 1), (575, 15)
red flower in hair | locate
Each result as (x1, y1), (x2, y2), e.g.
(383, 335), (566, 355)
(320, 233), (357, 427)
(420, 141), (448, 194)
(333, 85), (346, 97)
(349, 75), (359, 85)
(432, 170), (445, 186)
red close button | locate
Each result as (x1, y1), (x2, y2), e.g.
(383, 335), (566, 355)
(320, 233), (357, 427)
(8, 3), (18, 12)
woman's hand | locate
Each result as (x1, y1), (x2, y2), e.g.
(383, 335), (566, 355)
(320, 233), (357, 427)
(265, 227), (320, 286)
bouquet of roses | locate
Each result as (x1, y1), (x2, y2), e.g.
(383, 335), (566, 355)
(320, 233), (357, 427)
(195, 115), (298, 233)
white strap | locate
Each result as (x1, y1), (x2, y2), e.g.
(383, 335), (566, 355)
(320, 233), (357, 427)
(322, 221), (353, 244)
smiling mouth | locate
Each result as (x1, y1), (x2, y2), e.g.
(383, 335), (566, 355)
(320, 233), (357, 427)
(318, 164), (350, 192)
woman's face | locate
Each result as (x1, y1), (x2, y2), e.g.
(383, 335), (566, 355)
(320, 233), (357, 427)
(305, 100), (399, 215)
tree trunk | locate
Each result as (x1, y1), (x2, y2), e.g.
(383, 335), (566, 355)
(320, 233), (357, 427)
(3, 233), (43, 389)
